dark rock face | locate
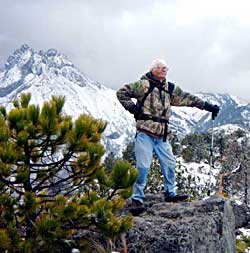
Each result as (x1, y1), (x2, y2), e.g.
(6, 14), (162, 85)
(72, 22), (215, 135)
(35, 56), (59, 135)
(126, 194), (235, 253)
(232, 201), (250, 229)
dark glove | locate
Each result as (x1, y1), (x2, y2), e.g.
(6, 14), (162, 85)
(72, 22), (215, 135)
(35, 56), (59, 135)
(204, 102), (220, 119)
(128, 104), (142, 120)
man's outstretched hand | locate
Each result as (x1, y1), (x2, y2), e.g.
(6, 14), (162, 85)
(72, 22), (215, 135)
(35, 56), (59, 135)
(204, 102), (220, 120)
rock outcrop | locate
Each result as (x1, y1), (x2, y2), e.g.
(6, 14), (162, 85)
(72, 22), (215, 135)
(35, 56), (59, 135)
(126, 194), (235, 253)
(232, 201), (250, 239)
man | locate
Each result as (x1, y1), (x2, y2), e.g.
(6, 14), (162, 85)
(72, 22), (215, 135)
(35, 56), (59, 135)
(116, 59), (220, 208)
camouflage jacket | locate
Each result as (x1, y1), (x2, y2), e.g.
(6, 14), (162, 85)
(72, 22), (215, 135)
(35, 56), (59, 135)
(116, 72), (205, 137)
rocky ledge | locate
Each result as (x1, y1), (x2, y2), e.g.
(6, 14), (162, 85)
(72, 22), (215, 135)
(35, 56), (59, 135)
(126, 194), (235, 253)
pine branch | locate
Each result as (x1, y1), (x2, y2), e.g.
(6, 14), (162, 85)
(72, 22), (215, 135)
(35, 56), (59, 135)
(62, 180), (84, 197)
(107, 188), (118, 200)
(61, 220), (93, 230)
(37, 172), (79, 192)
(33, 151), (74, 192)
(0, 177), (24, 194)
(37, 192), (62, 201)
(36, 163), (99, 193)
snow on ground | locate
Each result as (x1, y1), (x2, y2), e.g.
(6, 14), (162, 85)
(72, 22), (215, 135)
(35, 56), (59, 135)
(176, 157), (220, 188)
(213, 124), (246, 135)
(238, 228), (250, 237)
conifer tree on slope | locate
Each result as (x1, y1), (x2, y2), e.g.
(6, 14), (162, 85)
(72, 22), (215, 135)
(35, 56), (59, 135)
(0, 93), (138, 253)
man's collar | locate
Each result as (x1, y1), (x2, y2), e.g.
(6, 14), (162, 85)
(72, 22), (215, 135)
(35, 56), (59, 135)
(143, 72), (166, 86)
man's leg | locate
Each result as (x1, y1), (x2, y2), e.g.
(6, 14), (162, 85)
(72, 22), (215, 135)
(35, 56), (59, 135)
(154, 138), (189, 202)
(132, 132), (153, 203)
(154, 138), (176, 197)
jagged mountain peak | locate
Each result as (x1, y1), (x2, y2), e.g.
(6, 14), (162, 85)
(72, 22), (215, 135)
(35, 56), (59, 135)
(0, 44), (106, 97)
(5, 44), (73, 71)
(0, 45), (134, 156)
(5, 44), (33, 69)
(197, 92), (241, 106)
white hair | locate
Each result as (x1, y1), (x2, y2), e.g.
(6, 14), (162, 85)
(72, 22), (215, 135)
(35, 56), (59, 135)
(150, 59), (168, 71)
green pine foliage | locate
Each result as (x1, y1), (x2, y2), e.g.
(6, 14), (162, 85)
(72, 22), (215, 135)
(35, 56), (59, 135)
(0, 94), (137, 252)
(104, 152), (116, 173)
(180, 130), (250, 199)
(175, 161), (209, 199)
(122, 141), (136, 166)
(236, 234), (250, 253)
(181, 132), (211, 163)
(145, 155), (164, 193)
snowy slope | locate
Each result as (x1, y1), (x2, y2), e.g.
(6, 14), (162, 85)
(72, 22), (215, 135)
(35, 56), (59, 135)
(176, 157), (220, 193)
(171, 92), (250, 136)
(0, 44), (135, 156)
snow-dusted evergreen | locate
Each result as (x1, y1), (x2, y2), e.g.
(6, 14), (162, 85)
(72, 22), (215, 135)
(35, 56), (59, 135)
(0, 44), (250, 155)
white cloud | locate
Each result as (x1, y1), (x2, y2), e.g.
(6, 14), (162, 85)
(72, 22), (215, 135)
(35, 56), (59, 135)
(173, 0), (250, 26)
(0, 0), (250, 100)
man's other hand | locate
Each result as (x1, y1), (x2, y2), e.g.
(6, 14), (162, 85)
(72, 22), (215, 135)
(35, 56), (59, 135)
(204, 102), (220, 119)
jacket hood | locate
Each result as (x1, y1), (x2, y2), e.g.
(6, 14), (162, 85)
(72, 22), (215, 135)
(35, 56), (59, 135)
(141, 72), (166, 88)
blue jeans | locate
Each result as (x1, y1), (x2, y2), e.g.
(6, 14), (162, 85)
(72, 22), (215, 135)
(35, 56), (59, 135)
(132, 132), (176, 203)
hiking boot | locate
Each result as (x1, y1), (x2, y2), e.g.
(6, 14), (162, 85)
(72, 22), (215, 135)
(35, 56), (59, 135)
(131, 199), (143, 206)
(129, 199), (145, 216)
(164, 194), (189, 202)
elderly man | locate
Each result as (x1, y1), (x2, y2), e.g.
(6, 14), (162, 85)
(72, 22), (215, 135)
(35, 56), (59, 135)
(116, 59), (219, 208)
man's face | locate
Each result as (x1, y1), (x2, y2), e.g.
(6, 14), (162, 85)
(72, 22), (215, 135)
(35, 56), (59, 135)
(152, 64), (168, 81)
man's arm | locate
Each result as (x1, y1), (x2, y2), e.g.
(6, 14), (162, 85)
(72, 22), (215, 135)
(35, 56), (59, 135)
(170, 85), (220, 117)
(116, 80), (145, 116)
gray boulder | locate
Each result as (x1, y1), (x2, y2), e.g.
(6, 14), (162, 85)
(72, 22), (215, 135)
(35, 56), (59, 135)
(232, 201), (250, 229)
(126, 194), (235, 253)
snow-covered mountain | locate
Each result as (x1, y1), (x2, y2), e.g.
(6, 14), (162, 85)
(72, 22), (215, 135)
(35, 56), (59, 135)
(0, 45), (249, 155)
(0, 44), (135, 155)
(171, 92), (250, 137)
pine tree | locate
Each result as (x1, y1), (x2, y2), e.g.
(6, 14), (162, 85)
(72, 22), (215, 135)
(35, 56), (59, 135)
(0, 94), (138, 252)
(169, 132), (181, 156)
(145, 155), (164, 194)
(122, 141), (136, 166)
(221, 134), (250, 201)
(104, 152), (116, 173)
(181, 133), (210, 163)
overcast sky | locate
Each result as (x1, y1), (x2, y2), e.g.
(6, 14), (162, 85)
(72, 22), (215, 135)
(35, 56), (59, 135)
(1, 0), (250, 101)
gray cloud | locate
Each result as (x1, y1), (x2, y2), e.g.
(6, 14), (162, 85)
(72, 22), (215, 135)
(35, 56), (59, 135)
(0, 0), (250, 100)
